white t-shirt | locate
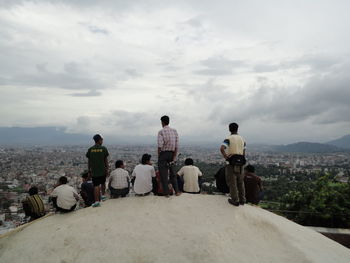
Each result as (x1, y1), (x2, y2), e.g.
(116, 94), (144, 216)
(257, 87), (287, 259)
(132, 164), (156, 194)
(177, 165), (203, 193)
(51, 184), (78, 210)
(109, 168), (130, 189)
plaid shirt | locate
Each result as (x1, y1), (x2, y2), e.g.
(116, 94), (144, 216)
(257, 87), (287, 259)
(109, 168), (130, 189)
(157, 126), (179, 152)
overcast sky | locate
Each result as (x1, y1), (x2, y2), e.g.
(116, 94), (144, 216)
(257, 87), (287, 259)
(0, 0), (349, 144)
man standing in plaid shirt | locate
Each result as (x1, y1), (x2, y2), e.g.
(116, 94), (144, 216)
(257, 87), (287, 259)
(157, 115), (181, 197)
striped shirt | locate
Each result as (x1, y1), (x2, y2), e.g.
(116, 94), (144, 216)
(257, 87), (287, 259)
(109, 168), (130, 189)
(157, 126), (179, 152)
(25, 194), (45, 217)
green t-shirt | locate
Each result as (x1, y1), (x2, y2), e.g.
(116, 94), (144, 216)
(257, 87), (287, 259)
(86, 145), (109, 177)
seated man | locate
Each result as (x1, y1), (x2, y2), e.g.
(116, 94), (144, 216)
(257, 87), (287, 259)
(80, 172), (94, 207)
(51, 176), (80, 212)
(177, 158), (203, 194)
(22, 186), (46, 221)
(131, 154), (156, 196)
(244, 165), (263, 205)
(109, 160), (130, 198)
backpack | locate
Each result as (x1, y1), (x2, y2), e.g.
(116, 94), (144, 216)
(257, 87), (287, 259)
(214, 167), (229, 193)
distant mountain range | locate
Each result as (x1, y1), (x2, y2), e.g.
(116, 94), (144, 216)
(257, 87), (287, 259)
(0, 127), (90, 145)
(326, 134), (350, 149)
(0, 127), (349, 153)
(272, 142), (347, 153)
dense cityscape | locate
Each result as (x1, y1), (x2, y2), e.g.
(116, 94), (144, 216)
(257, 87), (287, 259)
(0, 145), (349, 234)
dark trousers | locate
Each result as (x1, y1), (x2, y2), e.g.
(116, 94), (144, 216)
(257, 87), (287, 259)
(51, 197), (76, 213)
(109, 186), (129, 198)
(158, 151), (179, 195)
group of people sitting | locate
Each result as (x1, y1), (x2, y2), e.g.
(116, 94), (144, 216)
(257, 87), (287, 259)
(22, 159), (263, 222)
(81, 154), (204, 205)
(21, 154), (204, 220)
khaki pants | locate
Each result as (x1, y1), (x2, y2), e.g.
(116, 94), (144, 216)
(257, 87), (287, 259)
(225, 165), (246, 203)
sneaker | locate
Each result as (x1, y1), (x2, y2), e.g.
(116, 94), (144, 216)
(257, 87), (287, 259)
(92, 202), (101, 207)
(101, 196), (107, 201)
(228, 199), (239, 206)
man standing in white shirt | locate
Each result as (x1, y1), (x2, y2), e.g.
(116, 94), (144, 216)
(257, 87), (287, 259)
(51, 176), (80, 212)
(132, 154), (156, 196)
(220, 122), (246, 206)
(177, 158), (203, 194)
(109, 160), (130, 198)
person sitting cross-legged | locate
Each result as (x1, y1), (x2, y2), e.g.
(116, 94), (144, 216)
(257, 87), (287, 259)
(109, 160), (130, 198)
(131, 154), (156, 196)
(50, 176), (80, 213)
(22, 186), (46, 221)
(244, 165), (263, 205)
(80, 172), (94, 207)
(177, 158), (203, 194)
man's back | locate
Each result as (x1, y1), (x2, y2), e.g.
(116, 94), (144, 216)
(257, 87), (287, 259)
(81, 181), (94, 206)
(24, 194), (45, 218)
(86, 145), (109, 177)
(225, 134), (245, 155)
(52, 184), (78, 210)
(178, 165), (202, 193)
(244, 172), (262, 204)
(132, 164), (156, 194)
(110, 168), (129, 189)
(158, 126), (178, 152)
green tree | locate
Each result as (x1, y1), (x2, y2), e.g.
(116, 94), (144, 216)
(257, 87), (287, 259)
(279, 174), (350, 228)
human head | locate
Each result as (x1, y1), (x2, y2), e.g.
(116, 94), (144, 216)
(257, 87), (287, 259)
(58, 176), (68, 185)
(115, 160), (124, 168)
(28, 186), (38, 196)
(93, 134), (103, 145)
(245, 165), (255, 173)
(229, 123), (239, 134)
(184, 158), (194, 166)
(160, 115), (170, 127)
(141, 154), (151, 164)
(81, 171), (89, 182)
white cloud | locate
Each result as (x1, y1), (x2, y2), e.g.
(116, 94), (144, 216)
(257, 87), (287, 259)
(0, 0), (350, 144)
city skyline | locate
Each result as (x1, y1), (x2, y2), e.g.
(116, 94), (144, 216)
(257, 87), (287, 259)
(1, 1), (350, 144)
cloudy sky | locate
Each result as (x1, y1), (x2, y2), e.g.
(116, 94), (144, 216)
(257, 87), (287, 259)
(0, 0), (349, 144)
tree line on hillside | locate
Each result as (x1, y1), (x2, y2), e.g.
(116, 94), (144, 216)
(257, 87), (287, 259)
(194, 163), (350, 228)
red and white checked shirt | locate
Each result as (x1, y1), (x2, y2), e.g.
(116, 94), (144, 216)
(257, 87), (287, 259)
(157, 126), (179, 152)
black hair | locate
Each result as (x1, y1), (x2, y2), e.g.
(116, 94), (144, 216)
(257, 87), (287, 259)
(185, 158), (194, 166)
(160, 115), (170, 125)
(229, 123), (239, 133)
(93, 134), (103, 143)
(245, 165), (255, 173)
(115, 160), (124, 168)
(28, 186), (38, 196)
(81, 171), (89, 179)
(59, 176), (68, 184)
(141, 154), (151, 164)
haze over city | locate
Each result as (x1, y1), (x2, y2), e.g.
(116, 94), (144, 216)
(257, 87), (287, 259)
(0, 0), (349, 144)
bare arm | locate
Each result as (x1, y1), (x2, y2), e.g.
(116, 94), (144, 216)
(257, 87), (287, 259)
(73, 192), (80, 201)
(104, 157), (109, 176)
(173, 147), (178, 162)
(87, 158), (92, 179)
(220, 145), (229, 160)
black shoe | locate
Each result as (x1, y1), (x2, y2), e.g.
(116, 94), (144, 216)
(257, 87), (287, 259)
(228, 199), (239, 206)
(239, 201), (245, 206)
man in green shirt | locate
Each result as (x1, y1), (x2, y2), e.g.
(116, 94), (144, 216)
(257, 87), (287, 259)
(86, 134), (109, 207)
